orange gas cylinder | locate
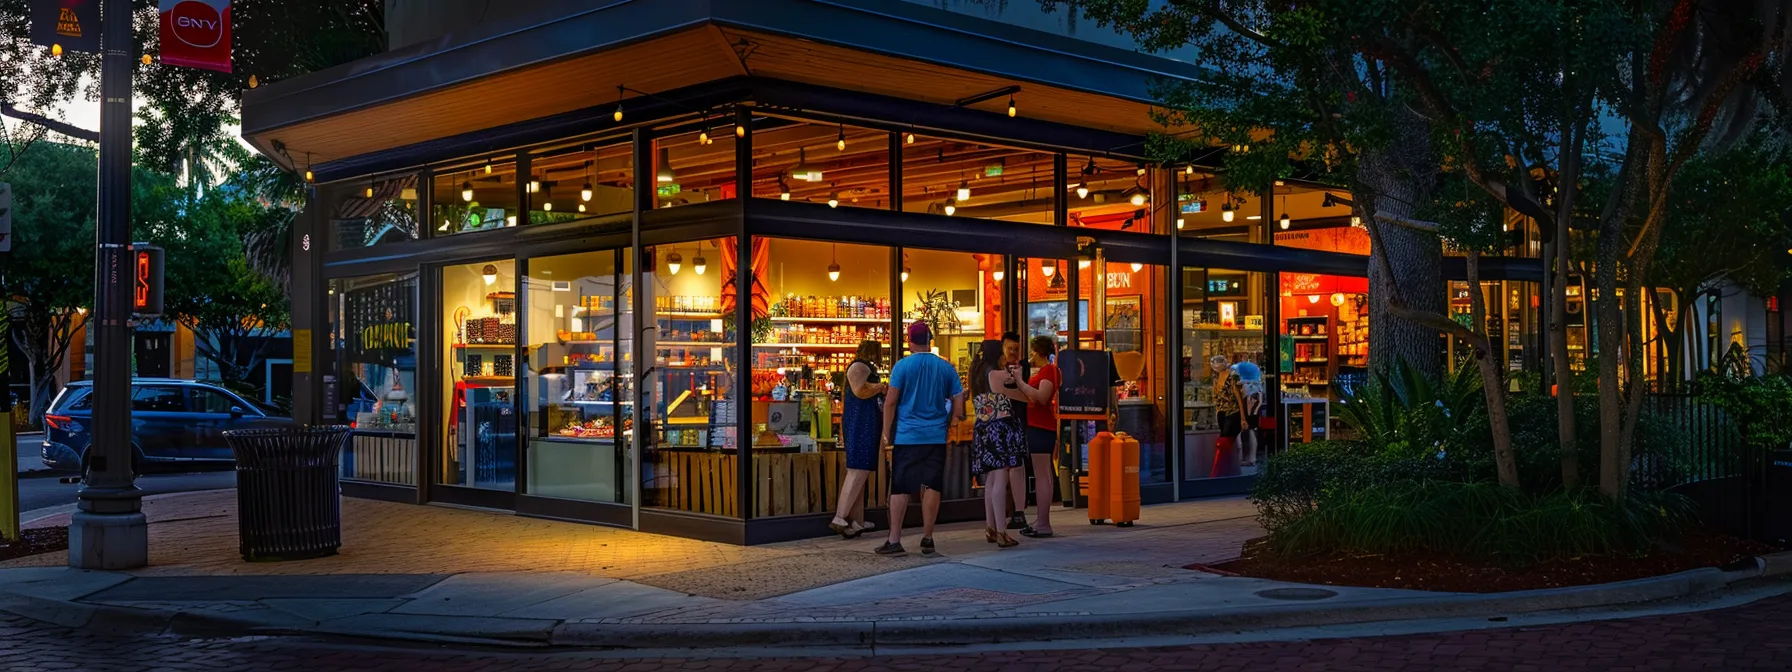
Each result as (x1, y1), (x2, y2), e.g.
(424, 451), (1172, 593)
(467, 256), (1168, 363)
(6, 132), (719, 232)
(1087, 431), (1115, 524)
(1111, 432), (1141, 527)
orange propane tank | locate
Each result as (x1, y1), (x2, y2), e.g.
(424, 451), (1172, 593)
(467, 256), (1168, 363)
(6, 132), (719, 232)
(1110, 432), (1141, 527)
(1087, 431), (1114, 524)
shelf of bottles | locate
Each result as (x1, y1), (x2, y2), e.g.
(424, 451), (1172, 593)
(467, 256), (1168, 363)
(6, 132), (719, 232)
(652, 294), (734, 451)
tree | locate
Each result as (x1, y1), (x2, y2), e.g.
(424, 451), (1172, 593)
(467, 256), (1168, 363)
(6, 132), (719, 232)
(0, 142), (94, 424)
(136, 173), (291, 390)
(1650, 143), (1792, 380)
(1052, 0), (1792, 499)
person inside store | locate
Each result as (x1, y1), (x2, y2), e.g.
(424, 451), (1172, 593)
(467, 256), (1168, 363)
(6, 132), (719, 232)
(1000, 330), (1031, 531)
(1009, 335), (1061, 538)
(1211, 355), (1247, 475)
(1233, 359), (1264, 468)
(829, 340), (889, 539)
(878, 322), (965, 557)
(971, 340), (1030, 549)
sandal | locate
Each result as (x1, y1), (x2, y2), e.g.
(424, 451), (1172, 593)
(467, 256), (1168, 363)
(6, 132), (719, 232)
(829, 519), (853, 538)
(985, 527), (999, 544)
(1019, 526), (1054, 538)
(996, 533), (1019, 549)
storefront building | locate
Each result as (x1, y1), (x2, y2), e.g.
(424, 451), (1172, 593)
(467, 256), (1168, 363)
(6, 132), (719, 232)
(244, 0), (1543, 543)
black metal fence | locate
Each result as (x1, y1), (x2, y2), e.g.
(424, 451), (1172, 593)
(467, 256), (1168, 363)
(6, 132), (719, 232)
(1641, 386), (1770, 542)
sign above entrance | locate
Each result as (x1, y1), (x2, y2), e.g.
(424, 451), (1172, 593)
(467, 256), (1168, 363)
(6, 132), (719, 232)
(159, 0), (232, 73)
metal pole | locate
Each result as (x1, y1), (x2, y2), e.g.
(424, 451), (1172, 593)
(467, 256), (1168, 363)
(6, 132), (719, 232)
(71, 0), (146, 570)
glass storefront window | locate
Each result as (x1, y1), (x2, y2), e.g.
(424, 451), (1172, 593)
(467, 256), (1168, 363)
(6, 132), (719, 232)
(332, 174), (421, 250)
(1182, 266), (1270, 480)
(643, 238), (737, 514)
(752, 239), (893, 517)
(654, 125), (736, 210)
(896, 248), (1000, 501)
(1105, 261), (1168, 485)
(903, 138), (1054, 222)
(1068, 156), (1157, 232)
(434, 159), (521, 234)
(523, 250), (633, 503)
(331, 272), (419, 485)
(527, 139), (634, 225)
(752, 119), (891, 210)
(1175, 169), (1257, 242)
(441, 259), (519, 491)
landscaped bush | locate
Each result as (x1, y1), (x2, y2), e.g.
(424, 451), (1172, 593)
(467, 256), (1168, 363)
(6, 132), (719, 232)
(1260, 480), (1695, 564)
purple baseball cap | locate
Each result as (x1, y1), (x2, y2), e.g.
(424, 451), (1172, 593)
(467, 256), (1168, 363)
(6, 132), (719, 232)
(906, 321), (932, 343)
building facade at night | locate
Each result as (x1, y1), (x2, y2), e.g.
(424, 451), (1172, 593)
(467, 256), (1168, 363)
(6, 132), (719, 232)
(242, 0), (1544, 544)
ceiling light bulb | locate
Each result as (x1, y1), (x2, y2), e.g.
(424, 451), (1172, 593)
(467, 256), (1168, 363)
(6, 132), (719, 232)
(304, 169), (313, 182)
(578, 204), (587, 213)
(699, 130), (710, 145)
(1127, 187), (1147, 207)
(1136, 164), (1147, 176)
(693, 252), (707, 275)
(543, 201), (552, 212)
(828, 192), (839, 208)
(485, 162), (493, 175)
(828, 263), (841, 281)
(461, 182), (474, 202)
(667, 250), (683, 275)
(1176, 218), (1185, 229)
(482, 264), (499, 286)
(581, 183), (593, 201)
(957, 181), (971, 202)
(944, 200), (956, 216)
(1007, 95), (1016, 117)
(736, 124), (746, 138)
(364, 185), (374, 198)
(1076, 186), (1089, 199)
(1185, 165), (1194, 175)
(992, 270), (1004, 282)
(1131, 262), (1143, 272)
(836, 127), (846, 151)
(906, 132), (916, 144)
(1279, 213), (1291, 230)
(1308, 294), (1321, 304)
(1078, 259), (1091, 270)
(1331, 293), (1346, 307)
(1041, 260), (1056, 278)
(614, 104), (623, 122)
(1221, 204), (1234, 222)
(901, 267), (911, 282)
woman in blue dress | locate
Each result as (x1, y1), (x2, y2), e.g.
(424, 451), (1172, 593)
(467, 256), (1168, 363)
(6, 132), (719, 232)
(830, 340), (888, 538)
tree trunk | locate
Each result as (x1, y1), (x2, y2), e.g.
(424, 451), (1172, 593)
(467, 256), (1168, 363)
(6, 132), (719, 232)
(1469, 252), (1520, 489)
(1358, 142), (1444, 381)
(1595, 258), (1624, 497)
(1550, 211), (1579, 487)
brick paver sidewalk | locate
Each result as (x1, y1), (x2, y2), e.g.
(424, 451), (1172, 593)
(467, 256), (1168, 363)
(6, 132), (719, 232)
(6, 489), (1261, 600)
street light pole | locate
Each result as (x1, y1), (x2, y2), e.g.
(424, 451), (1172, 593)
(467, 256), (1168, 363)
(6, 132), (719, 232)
(69, 0), (145, 570)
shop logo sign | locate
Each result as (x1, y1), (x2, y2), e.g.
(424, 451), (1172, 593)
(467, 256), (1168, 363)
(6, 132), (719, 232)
(158, 0), (232, 73)
(29, 0), (100, 53)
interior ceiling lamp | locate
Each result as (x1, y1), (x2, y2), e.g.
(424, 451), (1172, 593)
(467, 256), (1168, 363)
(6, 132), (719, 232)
(1278, 195), (1291, 230)
(613, 86), (625, 122)
(1076, 158), (1096, 198)
(1185, 165), (1195, 175)
(541, 186), (553, 211)
(906, 131), (916, 144)
(836, 125), (847, 151)
(485, 160), (493, 175)
(527, 177), (539, 193)
(956, 177), (971, 202)
(827, 188), (840, 208)
(778, 177), (792, 201)
(1330, 292), (1346, 307)
(1125, 185), (1148, 207)
(1131, 262), (1144, 272)
(578, 203), (587, 213)
(790, 148), (823, 182)
(667, 247), (684, 275)
(1076, 184), (1090, 199)
(1220, 201), (1234, 222)
(656, 147), (675, 183)
(460, 178), (474, 202)
(1176, 217), (1185, 229)
(699, 128), (711, 145)
(828, 244), (841, 281)
(693, 244), (708, 275)
(581, 162), (594, 202)
(303, 153), (313, 183)
(1041, 259), (1056, 278)
(944, 199), (957, 216)
(992, 268), (1004, 282)
(901, 266), (911, 283)
(1007, 94), (1017, 118)
(482, 264), (499, 286)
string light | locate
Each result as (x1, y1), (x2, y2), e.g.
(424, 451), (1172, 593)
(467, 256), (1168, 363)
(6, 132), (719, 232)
(828, 244), (840, 281)
(906, 132), (916, 144)
(613, 86), (624, 122)
(1007, 95), (1016, 118)
(836, 125), (846, 151)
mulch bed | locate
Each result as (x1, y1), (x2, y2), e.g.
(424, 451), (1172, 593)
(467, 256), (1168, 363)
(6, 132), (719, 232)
(1196, 527), (1782, 593)
(0, 527), (68, 563)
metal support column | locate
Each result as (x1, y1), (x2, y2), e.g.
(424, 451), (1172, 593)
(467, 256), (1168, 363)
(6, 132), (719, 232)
(71, 0), (146, 570)
(735, 107), (754, 524)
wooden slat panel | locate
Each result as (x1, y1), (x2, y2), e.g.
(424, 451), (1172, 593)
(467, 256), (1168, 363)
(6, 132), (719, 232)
(770, 454), (790, 517)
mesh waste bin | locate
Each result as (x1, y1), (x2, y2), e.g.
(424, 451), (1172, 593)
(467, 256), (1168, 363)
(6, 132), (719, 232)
(223, 425), (351, 562)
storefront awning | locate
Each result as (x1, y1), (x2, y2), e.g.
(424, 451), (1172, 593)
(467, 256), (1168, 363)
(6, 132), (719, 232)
(241, 0), (1213, 170)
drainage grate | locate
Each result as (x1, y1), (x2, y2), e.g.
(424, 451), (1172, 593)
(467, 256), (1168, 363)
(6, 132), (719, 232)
(1253, 587), (1339, 601)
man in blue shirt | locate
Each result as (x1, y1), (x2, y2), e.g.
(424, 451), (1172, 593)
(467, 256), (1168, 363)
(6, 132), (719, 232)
(877, 321), (964, 556)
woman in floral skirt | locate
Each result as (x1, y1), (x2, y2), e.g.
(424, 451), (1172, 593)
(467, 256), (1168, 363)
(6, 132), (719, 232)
(970, 340), (1029, 548)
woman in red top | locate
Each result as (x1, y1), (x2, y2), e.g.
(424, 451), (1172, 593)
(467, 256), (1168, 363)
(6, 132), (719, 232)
(1010, 335), (1061, 538)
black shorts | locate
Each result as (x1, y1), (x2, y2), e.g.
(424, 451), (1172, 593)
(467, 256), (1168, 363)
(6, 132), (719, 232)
(1218, 412), (1242, 439)
(1026, 426), (1057, 455)
(890, 444), (945, 496)
(1245, 413), (1260, 430)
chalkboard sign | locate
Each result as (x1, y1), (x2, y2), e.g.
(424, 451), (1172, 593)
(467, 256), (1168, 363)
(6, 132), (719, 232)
(345, 277), (417, 365)
(1057, 349), (1111, 417)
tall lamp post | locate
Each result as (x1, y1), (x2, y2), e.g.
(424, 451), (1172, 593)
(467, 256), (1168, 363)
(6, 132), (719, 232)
(70, 0), (146, 570)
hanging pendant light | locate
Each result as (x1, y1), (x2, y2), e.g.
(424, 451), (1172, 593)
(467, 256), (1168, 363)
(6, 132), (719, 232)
(667, 247), (683, 275)
(581, 183), (593, 202)
(778, 177), (791, 201)
(1007, 95), (1017, 118)
(1076, 185), (1089, 199)
(578, 203), (587, 213)
(656, 147), (675, 183)
(836, 125), (846, 151)
(482, 264), (499, 286)
(1185, 165), (1195, 175)
(1221, 202), (1234, 222)
(1041, 259), (1056, 278)
(1078, 258), (1092, 270)
(901, 267), (911, 283)
(944, 199), (957, 216)
(828, 244), (841, 281)
(992, 269), (1005, 282)
(1176, 217), (1185, 230)
(485, 160), (493, 175)
(790, 148), (822, 182)
(364, 178), (375, 199)
(1125, 185), (1148, 207)
(693, 245), (708, 275)
(827, 190), (840, 208)
(1278, 195), (1290, 230)
(613, 86), (625, 122)
(461, 180), (474, 202)
(699, 128), (711, 145)
(906, 131), (916, 144)
(1131, 262), (1143, 272)
(956, 179), (971, 202)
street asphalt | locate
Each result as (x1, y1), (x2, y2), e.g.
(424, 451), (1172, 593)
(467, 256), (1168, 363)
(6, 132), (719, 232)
(9, 431), (235, 518)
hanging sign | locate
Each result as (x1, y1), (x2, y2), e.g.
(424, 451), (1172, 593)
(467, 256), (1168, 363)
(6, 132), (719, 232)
(31, 0), (100, 53)
(1056, 349), (1111, 418)
(159, 0), (232, 73)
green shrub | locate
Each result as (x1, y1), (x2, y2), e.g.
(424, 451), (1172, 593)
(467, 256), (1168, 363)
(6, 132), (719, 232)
(1265, 481), (1696, 565)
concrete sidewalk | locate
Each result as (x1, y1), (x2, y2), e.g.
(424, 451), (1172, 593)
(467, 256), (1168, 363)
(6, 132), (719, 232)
(0, 490), (1786, 651)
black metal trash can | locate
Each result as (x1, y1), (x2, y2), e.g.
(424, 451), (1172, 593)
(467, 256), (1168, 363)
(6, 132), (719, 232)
(223, 425), (351, 562)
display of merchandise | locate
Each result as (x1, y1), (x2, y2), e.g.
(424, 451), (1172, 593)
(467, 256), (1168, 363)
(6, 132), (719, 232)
(772, 294), (891, 319)
(658, 295), (721, 314)
(463, 354), (483, 377)
(767, 324), (889, 345)
(493, 354), (514, 377)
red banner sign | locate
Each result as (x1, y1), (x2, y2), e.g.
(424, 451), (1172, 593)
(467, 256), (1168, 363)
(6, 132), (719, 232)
(159, 0), (231, 73)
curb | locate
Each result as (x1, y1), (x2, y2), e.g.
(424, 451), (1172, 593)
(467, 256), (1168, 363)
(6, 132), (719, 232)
(0, 559), (1784, 651)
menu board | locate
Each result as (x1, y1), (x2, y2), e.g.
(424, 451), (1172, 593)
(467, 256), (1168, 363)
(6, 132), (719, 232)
(344, 277), (417, 365)
(1057, 349), (1111, 417)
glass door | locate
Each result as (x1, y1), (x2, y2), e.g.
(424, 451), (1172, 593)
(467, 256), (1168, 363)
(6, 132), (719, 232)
(439, 259), (519, 492)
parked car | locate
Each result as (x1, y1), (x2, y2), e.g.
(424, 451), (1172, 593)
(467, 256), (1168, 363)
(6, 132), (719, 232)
(41, 379), (294, 475)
